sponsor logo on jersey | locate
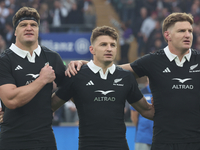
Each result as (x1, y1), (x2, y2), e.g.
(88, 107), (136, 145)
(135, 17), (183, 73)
(15, 65), (23, 70)
(26, 80), (35, 85)
(26, 74), (40, 79)
(172, 78), (192, 83)
(163, 67), (171, 73)
(95, 90), (114, 95)
(25, 74), (39, 85)
(94, 90), (116, 101)
(86, 80), (94, 86)
(189, 64), (200, 73)
(172, 78), (193, 89)
(113, 78), (124, 86)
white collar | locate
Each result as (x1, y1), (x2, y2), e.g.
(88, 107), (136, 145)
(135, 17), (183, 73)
(164, 46), (191, 67)
(10, 43), (41, 63)
(87, 60), (116, 80)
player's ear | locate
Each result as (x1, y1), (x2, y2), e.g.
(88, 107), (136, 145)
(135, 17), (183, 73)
(89, 45), (95, 55)
(164, 31), (171, 42)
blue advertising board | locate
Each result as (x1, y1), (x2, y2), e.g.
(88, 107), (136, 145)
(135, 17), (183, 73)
(39, 33), (92, 60)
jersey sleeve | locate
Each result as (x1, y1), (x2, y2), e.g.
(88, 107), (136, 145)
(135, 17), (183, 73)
(126, 73), (143, 104)
(55, 76), (74, 102)
(0, 55), (16, 86)
(130, 54), (152, 77)
(53, 52), (66, 87)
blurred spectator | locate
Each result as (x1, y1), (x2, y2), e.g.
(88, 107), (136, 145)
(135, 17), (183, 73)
(194, 35), (200, 51)
(157, 7), (170, 22)
(145, 21), (166, 53)
(132, 7), (147, 42)
(137, 11), (157, 56)
(120, 0), (135, 23)
(66, 0), (84, 33)
(64, 100), (79, 123)
(0, 35), (6, 54)
(38, 3), (50, 33)
(0, 0), (9, 32)
(111, 18), (134, 64)
(83, 1), (96, 32)
(48, 0), (68, 32)
(5, 0), (19, 13)
(62, 0), (75, 11)
(118, 21), (134, 64)
(4, 20), (15, 48)
(143, 0), (157, 15)
(189, 2), (200, 24)
(130, 77), (153, 150)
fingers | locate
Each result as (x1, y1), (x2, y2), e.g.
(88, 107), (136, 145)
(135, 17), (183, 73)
(0, 108), (4, 123)
(151, 97), (154, 108)
(65, 61), (80, 77)
(40, 65), (55, 84)
(76, 61), (83, 71)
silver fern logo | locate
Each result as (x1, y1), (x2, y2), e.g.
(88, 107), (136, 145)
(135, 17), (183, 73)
(189, 64), (200, 73)
(190, 64), (198, 70)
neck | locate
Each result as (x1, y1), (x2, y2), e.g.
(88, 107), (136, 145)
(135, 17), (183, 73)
(168, 45), (189, 61)
(15, 41), (38, 55)
(93, 60), (113, 74)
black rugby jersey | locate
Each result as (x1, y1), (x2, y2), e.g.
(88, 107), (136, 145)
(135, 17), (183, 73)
(0, 46), (65, 149)
(56, 63), (143, 150)
(131, 49), (200, 143)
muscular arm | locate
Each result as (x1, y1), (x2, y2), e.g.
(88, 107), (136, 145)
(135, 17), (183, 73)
(66, 61), (139, 79)
(130, 96), (154, 120)
(51, 93), (68, 112)
(0, 65), (55, 109)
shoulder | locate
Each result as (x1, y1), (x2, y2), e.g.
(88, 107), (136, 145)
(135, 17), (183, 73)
(136, 49), (165, 62)
(73, 64), (90, 76)
(115, 66), (136, 80)
(116, 65), (132, 74)
(191, 49), (200, 55)
(41, 46), (58, 54)
(0, 48), (13, 59)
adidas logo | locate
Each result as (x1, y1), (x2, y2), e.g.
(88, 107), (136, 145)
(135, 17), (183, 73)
(163, 67), (171, 73)
(15, 65), (23, 70)
(86, 80), (94, 86)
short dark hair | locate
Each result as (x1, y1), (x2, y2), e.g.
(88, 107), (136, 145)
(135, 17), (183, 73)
(90, 26), (118, 44)
(12, 7), (40, 28)
(162, 12), (194, 42)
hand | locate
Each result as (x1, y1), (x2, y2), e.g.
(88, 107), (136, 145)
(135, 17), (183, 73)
(0, 108), (4, 123)
(65, 61), (83, 77)
(151, 97), (154, 108)
(39, 64), (55, 84)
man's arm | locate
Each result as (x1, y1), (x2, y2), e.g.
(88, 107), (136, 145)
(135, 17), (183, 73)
(0, 64), (55, 109)
(51, 93), (67, 112)
(130, 109), (139, 126)
(130, 96), (154, 120)
(65, 61), (139, 78)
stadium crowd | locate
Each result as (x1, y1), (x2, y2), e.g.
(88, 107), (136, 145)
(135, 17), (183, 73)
(0, 0), (96, 51)
(111, 0), (200, 57)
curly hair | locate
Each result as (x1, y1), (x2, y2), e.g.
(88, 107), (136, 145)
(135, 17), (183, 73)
(12, 7), (40, 28)
(90, 26), (118, 44)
